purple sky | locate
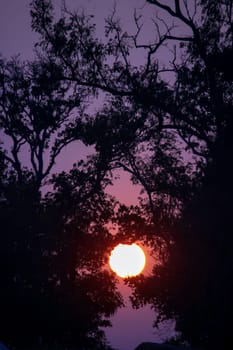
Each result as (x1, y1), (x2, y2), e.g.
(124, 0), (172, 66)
(0, 1), (179, 349)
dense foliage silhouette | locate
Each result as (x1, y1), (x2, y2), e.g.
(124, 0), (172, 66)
(0, 47), (122, 350)
(0, 0), (233, 349)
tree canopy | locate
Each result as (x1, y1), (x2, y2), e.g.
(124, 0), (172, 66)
(0, 25), (123, 349)
(0, 0), (233, 349)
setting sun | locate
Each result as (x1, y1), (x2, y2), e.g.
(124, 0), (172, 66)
(109, 243), (146, 278)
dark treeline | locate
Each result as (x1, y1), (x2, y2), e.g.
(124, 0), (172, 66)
(0, 1), (233, 349)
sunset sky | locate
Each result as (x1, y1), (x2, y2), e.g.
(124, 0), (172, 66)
(0, 1), (178, 348)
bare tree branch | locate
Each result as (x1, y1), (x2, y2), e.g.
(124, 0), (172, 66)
(147, 0), (197, 32)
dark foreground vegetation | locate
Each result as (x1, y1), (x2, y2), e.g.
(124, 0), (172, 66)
(0, 1), (232, 349)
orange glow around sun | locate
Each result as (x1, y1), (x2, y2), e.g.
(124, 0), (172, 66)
(109, 243), (146, 278)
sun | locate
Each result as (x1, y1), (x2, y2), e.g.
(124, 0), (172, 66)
(109, 243), (146, 278)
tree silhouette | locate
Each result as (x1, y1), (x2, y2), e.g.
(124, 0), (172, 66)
(0, 150), (123, 349)
(0, 53), (123, 349)
(0, 55), (86, 189)
(125, 1), (233, 349)
(29, 0), (233, 348)
(1, 0), (233, 349)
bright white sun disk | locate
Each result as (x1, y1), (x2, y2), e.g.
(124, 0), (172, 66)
(109, 243), (146, 278)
